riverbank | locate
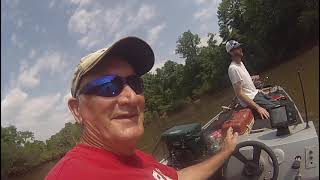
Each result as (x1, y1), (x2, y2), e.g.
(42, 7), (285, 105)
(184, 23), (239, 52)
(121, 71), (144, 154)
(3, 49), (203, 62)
(3, 155), (64, 180)
(8, 160), (59, 180)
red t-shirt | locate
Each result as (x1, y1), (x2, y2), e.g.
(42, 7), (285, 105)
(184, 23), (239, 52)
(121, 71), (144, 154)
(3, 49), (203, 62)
(46, 144), (178, 180)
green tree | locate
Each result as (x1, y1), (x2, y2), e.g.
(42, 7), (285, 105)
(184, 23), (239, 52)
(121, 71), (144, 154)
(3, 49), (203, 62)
(1, 122), (81, 177)
(176, 30), (202, 97)
(218, 0), (319, 71)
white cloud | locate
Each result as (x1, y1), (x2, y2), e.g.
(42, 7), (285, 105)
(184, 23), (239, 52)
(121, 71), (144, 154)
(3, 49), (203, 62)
(127, 4), (155, 25)
(10, 34), (17, 45)
(5, 0), (20, 8)
(49, 1), (55, 8)
(194, 7), (213, 20)
(1, 89), (74, 140)
(1, 88), (28, 124)
(17, 94), (61, 124)
(56, 91), (72, 112)
(16, 18), (23, 28)
(35, 24), (40, 32)
(29, 49), (37, 59)
(17, 68), (40, 88)
(147, 23), (166, 46)
(78, 36), (99, 49)
(193, 0), (221, 33)
(193, 0), (221, 20)
(68, 8), (100, 34)
(11, 33), (23, 48)
(63, 92), (72, 104)
(33, 25), (46, 33)
(199, 35), (209, 47)
(68, 3), (156, 50)
(67, 0), (93, 7)
(198, 33), (223, 47)
(17, 51), (67, 89)
(1, 47), (73, 140)
(195, 0), (211, 5)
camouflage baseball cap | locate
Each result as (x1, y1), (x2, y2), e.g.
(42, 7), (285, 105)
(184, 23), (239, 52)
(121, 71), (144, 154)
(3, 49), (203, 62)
(71, 36), (154, 97)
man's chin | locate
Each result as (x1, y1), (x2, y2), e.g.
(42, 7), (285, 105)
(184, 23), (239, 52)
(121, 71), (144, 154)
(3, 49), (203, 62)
(116, 127), (144, 143)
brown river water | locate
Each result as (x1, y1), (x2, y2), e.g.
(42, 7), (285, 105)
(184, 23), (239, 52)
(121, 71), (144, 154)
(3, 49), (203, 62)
(9, 46), (319, 180)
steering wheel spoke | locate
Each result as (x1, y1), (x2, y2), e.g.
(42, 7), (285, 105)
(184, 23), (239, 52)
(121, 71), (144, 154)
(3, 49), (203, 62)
(234, 151), (249, 164)
(253, 146), (262, 163)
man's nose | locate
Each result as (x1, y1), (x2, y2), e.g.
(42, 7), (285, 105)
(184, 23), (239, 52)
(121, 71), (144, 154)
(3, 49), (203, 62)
(118, 84), (137, 104)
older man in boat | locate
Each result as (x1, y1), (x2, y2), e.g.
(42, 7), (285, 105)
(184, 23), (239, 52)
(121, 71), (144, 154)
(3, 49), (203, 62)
(226, 40), (280, 119)
(46, 37), (238, 180)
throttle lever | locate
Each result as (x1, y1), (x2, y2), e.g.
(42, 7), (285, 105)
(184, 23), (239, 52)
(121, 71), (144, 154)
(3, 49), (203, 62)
(292, 156), (302, 180)
(292, 156), (301, 169)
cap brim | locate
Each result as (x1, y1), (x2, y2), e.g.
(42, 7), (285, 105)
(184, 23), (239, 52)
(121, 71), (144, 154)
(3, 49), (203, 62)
(93, 37), (154, 76)
(233, 43), (241, 49)
(229, 43), (242, 53)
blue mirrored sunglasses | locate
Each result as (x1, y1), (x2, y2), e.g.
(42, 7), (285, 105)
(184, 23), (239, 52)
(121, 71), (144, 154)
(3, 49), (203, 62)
(77, 75), (144, 97)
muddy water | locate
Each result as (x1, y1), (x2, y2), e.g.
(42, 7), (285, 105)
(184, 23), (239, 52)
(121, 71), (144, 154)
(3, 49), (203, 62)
(10, 46), (319, 180)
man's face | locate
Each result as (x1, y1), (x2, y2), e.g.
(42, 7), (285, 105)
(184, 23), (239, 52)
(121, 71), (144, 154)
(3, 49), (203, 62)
(230, 47), (243, 59)
(76, 58), (145, 150)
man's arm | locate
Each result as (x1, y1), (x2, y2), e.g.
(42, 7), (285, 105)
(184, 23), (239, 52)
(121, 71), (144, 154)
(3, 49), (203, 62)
(233, 81), (269, 119)
(177, 128), (238, 180)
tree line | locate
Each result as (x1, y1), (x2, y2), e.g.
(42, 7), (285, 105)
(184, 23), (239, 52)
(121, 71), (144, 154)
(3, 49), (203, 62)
(1, 124), (81, 178)
(144, 0), (318, 120)
(1, 0), (318, 177)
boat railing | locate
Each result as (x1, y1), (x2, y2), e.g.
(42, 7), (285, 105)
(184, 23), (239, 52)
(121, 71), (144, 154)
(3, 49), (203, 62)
(202, 111), (223, 130)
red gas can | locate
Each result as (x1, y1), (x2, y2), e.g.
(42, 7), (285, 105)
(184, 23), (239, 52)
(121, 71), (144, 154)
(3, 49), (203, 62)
(222, 108), (255, 135)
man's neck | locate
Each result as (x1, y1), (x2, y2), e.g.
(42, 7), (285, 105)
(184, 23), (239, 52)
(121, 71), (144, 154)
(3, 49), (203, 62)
(79, 129), (136, 157)
(232, 58), (242, 64)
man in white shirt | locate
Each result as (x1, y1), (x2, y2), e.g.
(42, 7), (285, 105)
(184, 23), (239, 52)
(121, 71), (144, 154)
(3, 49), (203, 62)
(226, 40), (279, 119)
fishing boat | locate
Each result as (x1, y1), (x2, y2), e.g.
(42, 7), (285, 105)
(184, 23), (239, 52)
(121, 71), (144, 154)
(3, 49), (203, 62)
(155, 76), (319, 180)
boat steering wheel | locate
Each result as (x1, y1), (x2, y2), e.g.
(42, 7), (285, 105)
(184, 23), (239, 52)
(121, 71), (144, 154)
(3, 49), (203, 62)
(224, 141), (279, 180)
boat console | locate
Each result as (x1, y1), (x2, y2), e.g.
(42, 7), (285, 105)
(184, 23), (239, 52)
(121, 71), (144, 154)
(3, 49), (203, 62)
(224, 121), (319, 180)
(269, 104), (299, 136)
(158, 86), (319, 180)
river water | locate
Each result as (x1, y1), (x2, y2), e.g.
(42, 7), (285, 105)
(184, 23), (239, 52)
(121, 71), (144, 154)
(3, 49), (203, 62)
(9, 46), (319, 180)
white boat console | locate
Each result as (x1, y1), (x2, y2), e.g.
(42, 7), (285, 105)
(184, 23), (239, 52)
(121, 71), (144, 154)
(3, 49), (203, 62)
(224, 122), (319, 180)
(158, 86), (319, 180)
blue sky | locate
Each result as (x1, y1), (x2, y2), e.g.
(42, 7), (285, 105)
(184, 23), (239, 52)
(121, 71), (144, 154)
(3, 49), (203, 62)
(1, 0), (223, 140)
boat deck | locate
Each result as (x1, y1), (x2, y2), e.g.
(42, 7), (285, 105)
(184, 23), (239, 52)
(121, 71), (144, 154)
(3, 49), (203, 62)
(202, 88), (303, 138)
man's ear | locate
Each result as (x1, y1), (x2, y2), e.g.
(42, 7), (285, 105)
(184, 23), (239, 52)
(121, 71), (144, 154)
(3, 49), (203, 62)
(68, 97), (83, 124)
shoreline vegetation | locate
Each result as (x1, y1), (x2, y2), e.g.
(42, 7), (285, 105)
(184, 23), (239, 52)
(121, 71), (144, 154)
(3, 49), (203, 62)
(1, 0), (318, 178)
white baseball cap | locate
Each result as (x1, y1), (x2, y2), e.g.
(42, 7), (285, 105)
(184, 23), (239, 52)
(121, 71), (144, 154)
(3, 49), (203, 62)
(226, 40), (242, 53)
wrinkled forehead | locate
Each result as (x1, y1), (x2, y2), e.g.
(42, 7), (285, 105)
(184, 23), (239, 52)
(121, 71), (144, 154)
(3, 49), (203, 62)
(78, 57), (136, 90)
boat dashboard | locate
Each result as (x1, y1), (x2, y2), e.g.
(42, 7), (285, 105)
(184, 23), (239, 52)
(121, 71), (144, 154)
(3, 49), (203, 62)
(157, 86), (319, 180)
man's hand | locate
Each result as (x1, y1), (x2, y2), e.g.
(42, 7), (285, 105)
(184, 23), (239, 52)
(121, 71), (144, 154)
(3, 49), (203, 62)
(220, 127), (238, 155)
(259, 89), (268, 95)
(256, 106), (270, 119)
(251, 75), (260, 81)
